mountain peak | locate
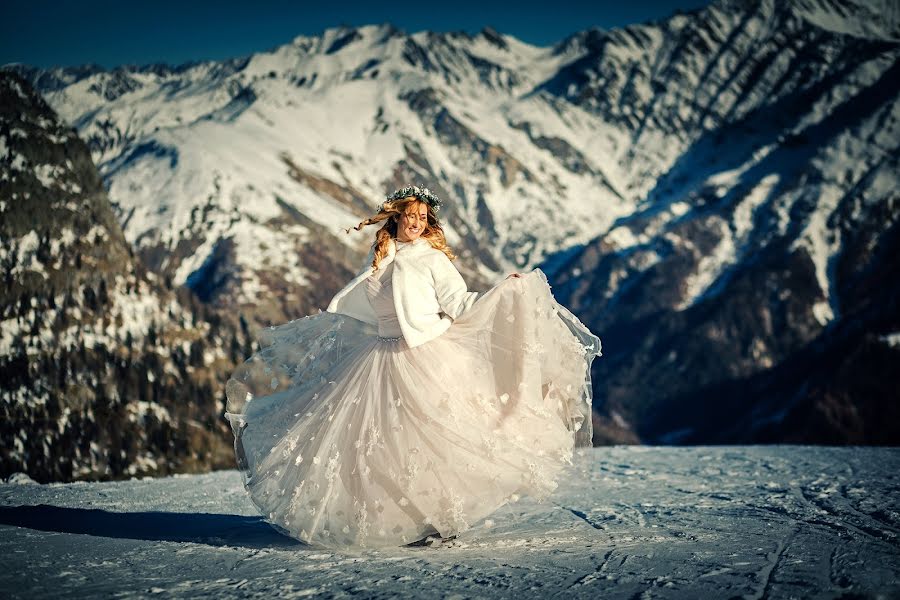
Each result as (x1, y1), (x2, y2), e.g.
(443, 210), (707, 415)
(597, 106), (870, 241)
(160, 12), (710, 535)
(479, 26), (509, 50)
(551, 26), (606, 56)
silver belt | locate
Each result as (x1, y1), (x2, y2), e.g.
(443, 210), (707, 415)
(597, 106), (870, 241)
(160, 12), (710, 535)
(377, 335), (403, 342)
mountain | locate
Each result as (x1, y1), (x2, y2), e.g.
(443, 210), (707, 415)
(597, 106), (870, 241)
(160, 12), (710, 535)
(3, 0), (899, 452)
(3, 21), (636, 328)
(548, 0), (900, 443)
(0, 72), (248, 482)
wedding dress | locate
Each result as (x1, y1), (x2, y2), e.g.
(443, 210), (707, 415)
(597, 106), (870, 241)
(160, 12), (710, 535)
(224, 245), (602, 549)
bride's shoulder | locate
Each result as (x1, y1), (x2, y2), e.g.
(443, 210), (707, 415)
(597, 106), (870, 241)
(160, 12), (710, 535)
(420, 244), (452, 262)
(399, 243), (450, 274)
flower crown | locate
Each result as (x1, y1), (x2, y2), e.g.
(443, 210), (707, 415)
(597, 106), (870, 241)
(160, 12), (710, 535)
(378, 185), (443, 213)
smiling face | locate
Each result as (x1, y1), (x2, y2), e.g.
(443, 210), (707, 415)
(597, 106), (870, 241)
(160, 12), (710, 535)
(395, 200), (429, 242)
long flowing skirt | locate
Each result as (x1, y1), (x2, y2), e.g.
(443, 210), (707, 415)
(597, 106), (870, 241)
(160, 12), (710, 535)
(224, 268), (601, 549)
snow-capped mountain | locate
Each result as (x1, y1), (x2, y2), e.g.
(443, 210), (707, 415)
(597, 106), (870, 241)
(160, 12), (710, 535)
(549, 0), (900, 443)
(0, 72), (248, 481)
(6, 21), (638, 325)
(3, 0), (899, 455)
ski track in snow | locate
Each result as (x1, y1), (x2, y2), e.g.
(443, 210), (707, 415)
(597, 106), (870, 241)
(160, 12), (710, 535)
(1, 447), (899, 599)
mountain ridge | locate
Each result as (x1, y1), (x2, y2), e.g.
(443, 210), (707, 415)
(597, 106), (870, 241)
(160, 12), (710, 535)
(0, 71), (250, 482)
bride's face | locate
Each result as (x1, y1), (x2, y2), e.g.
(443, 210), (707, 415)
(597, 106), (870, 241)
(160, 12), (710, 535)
(395, 201), (428, 242)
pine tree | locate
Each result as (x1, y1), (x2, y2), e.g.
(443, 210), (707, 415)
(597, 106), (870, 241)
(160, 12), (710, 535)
(98, 277), (108, 305)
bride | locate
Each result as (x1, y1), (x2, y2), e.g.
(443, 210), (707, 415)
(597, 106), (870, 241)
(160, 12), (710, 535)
(224, 185), (602, 549)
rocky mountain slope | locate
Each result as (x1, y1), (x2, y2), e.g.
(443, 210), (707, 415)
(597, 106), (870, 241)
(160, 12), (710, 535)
(0, 72), (248, 481)
(550, 0), (900, 443)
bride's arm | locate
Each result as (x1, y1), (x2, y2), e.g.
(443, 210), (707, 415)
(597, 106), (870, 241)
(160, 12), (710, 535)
(356, 244), (377, 274)
(432, 253), (480, 320)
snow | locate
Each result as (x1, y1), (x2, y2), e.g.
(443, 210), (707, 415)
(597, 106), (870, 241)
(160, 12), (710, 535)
(676, 216), (734, 311)
(104, 282), (166, 341)
(9, 152), (27, 171)
(795, 0), (900, 41)
(44, 131), (72, 145)
(225, 222), (312, 302)
(32, 163), (65, 189)
(732, 174), (779, 245)
(2, 447), (898, 598)
(811, 301), (834, 326)
(789, 185), (842, 325)
(0, 318), (22, 358)
(7, 230), (47, 280)
(5, 78), (29, 101)
(879, 332), (900, 347)
(49, 227), (76, 259)
(606, 225), (642, 250)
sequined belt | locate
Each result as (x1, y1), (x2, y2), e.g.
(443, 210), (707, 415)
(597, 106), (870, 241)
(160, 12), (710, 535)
(377, 335), (403, 342)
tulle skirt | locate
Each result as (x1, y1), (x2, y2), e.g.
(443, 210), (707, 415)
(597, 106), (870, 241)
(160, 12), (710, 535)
(224, 268), (601, 549)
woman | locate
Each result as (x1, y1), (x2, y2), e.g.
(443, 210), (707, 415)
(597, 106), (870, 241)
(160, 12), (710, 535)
(224, 185), (602, 549)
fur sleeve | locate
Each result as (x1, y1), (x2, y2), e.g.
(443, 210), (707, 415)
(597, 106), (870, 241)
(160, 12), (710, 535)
(431, 252), (480, 320)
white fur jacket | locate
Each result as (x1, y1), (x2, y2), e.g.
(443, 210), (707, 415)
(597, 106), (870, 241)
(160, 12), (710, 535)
(327, 238), (479, 348)
(326, 237), (480, 348)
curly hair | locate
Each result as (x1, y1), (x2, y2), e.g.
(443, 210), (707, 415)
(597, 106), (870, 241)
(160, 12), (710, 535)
(345, 196), (456, 270)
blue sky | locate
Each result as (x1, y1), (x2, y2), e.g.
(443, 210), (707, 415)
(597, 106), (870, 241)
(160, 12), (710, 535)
(1, 0), (712, 69)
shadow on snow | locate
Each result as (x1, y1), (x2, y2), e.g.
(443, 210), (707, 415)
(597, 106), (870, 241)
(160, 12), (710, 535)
(0, 503), (306, 549)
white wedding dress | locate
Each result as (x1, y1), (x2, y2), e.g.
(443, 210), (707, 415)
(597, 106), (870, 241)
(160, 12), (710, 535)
(224, 251), (601, 549)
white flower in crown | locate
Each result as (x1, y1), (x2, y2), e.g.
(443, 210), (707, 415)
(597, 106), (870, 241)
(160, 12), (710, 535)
(377, 184), (443, 213)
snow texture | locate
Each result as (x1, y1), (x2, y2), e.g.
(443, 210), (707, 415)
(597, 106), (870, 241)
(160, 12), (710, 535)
(2, 447), (898, 598)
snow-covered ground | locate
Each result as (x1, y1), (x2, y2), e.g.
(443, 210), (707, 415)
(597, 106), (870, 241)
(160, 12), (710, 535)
(2, 446), (898, 598)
